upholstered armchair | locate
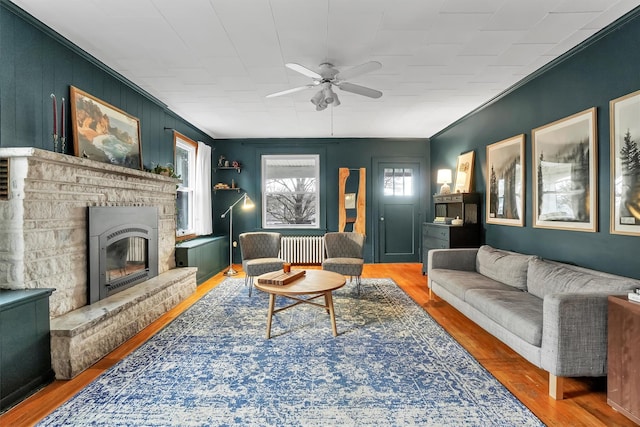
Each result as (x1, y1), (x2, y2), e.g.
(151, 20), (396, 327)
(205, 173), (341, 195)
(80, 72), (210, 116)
(322, 232), (365, 294)
(239, 232), (285, 296)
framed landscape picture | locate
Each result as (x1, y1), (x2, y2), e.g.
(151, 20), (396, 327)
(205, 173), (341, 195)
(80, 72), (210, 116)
(532, 107), (597, 232)
(70, 86), (142, 170)
(610, 89), (640, 236)
(486, 134), (525, 227)
(453, 151), (474, 193)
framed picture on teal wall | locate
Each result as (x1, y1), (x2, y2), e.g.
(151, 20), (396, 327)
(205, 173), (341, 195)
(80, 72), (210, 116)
(70, 86), (142, 170)
(453, 151), (474, 193)
(486, 134), (525, 227)
(610, 89), (640, 236)
(532, 107), (597, 232)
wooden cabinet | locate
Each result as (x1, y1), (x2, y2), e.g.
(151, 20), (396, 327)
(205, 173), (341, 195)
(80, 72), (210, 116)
(607, 295), (640, 424)
(433, 192), (480, 223)
(423, 192), (481, 274)
(422, 223), (481, 274)
(1, 289), (55, 411)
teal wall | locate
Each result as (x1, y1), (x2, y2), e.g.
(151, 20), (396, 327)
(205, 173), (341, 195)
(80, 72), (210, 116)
(0, 1), (216, 167)
(212, 138), (429, 263)
(430, 9), (640, 279)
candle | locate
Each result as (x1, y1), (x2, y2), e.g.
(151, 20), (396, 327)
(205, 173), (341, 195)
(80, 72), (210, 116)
(50, 93), (57, 135)
(60, 97), (65, 138)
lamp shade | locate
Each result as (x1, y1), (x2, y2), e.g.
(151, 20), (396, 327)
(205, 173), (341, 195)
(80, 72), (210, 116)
(436, 169), (452, 184)
(242, 195), (255, 209)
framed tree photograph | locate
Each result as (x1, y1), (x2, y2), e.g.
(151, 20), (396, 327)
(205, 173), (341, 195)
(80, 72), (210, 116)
(532, 107), (597, 232)
(453, 150), (474, 193)
(486, 134), (525, 226)
(610, 89), (640, 236)
(70, 86), (142, 170)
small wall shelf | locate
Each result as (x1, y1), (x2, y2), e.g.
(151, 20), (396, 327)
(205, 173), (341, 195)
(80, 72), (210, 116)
(214, 187), (242, 193)
(216, 166), (241, 173)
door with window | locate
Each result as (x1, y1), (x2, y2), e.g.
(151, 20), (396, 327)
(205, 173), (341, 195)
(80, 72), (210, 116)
(375, 160), (422, 263)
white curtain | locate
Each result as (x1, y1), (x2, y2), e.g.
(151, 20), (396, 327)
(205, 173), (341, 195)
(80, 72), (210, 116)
(194, 141), (213, 235)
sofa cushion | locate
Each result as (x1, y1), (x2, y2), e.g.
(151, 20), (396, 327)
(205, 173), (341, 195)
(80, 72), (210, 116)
(475, 245), (536, 291)
(429, 269), (518, 301)
(322, 258), (364, 277)
(242, 258), (284, 277)
(466, 289), (544, 346)
(527, 258), (640, 299)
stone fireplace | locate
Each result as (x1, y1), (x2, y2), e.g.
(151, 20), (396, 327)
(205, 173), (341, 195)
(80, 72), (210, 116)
(0, 147), (197, 379)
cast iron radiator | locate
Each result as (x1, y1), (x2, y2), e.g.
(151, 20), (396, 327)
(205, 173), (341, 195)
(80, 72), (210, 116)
(280, 236), (324, 264)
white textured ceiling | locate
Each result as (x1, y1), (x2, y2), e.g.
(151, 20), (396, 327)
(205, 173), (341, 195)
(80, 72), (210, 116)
(10, 0), (640, 139)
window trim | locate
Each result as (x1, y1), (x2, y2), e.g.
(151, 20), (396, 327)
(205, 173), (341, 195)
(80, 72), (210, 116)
(261, 154), (320, 229)
(383, 167), (415, 196)
(174, 132), (198, 241)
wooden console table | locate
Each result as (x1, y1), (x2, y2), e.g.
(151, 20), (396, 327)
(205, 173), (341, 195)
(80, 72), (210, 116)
(607, 295), (640, 424)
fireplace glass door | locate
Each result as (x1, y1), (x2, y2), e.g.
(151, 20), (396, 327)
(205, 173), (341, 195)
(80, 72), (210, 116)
(106, 236), (148, 284)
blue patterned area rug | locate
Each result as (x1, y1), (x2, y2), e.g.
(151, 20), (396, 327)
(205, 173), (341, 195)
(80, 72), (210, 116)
(39, 278), (543, 426)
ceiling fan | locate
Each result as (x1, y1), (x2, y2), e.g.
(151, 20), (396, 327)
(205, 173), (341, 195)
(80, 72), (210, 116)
(266, 61), (383, 110)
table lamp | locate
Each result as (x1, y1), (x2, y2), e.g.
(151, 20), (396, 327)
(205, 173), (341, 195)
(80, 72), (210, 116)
(437, 169), (452, 195)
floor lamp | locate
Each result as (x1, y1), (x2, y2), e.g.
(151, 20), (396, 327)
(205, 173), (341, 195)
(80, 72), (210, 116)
(221, 193), (254, 276)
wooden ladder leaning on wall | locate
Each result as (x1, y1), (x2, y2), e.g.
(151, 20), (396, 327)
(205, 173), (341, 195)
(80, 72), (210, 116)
(338, 167), (366, 234)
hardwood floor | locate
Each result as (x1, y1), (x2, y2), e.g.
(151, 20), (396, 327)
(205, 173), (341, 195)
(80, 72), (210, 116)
(1, 263), (635, 426)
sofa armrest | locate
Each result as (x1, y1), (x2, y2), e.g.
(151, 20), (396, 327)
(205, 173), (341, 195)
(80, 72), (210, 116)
(427, 248), (478, 292)
(541, 292), (624, 377)
(427, 248), (478, 273)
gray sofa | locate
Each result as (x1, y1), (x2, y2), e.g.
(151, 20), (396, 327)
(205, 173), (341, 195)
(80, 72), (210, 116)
(427, 245), (640, 399)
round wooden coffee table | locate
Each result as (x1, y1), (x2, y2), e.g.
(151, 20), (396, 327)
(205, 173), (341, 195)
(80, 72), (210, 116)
(254, 269), (346, 338)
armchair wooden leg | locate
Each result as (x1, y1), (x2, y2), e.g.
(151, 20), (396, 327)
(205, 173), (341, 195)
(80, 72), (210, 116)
(549, 373), (564, 400)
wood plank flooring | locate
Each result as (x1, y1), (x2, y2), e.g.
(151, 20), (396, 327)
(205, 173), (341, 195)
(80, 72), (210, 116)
(1, 263), (635, 426)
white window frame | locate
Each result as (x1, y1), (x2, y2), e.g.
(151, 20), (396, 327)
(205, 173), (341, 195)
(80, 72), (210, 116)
(383, 167), (414, 196)
(262, 154), (320, 229)
(174, 133), (197, 239)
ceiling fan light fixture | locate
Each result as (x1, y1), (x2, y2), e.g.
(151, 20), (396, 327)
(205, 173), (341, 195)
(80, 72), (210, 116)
(310, 90), (324, 106)
(332, 91), (340, 107)
(323, 87), (335, 104)
(321, 82), (335, 104)
(316, 98), (328, 111)
(269, 61), (382, 110)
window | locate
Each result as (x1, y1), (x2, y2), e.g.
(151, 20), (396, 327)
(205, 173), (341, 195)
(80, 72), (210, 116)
(174, 133), (197, 238)
(262, 154), (320, 228)
(383, 168), (414, 196)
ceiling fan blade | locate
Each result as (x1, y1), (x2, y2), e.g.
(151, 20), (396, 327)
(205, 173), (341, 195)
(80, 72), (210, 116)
(266, 85), (315, 98)
(338, 82), (383, 99)
(285, 63), (322, 79)
(336, 61), (382, 81)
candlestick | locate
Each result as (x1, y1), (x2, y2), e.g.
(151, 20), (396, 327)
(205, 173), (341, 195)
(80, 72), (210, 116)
(60, 97), (65, 139)
(51, 93), (57, 136)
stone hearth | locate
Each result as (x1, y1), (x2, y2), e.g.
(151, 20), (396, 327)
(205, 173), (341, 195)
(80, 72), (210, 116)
(50, 267), (195, 379)
(0, 147), (197, 379)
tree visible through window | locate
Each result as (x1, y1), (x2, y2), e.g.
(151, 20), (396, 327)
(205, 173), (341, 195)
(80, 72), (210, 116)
(383, 168), (414, 196)
(262, 155), (319, 228)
